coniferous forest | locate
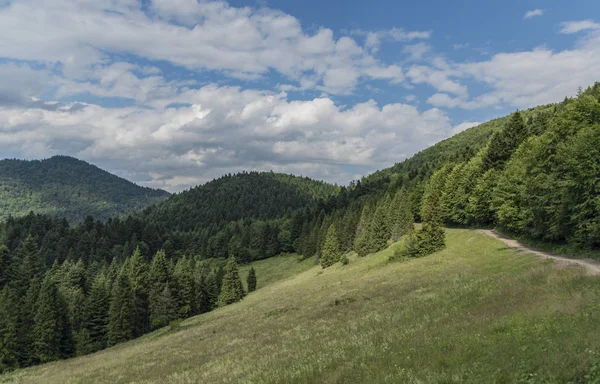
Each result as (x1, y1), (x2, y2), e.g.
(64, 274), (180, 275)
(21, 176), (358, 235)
(0, 83), (600, 373)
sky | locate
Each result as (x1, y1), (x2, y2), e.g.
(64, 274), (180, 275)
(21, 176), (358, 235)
(1, 0), (599, 192)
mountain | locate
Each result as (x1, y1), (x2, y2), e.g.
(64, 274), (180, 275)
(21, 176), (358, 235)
(0, 156), (170, 223)
(138, 171), (339, 232)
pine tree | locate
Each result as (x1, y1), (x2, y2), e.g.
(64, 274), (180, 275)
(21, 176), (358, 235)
(123, 247), (149, 337)
(107, 271), (135, 346)
(389, 189), (414, 241)
(354, 204), (373, 257)
(0, 246), (10, 289)
(85, 273), (110, 352)
(0, 286), (19, 373)
(367, 202), (390, 254)
(149, 250), (175, 329)
(32, 273), (74, 363)
(173, 256), (196, 318)
(320, 224), (341, 269)
(483, 111), (528, 170)
(16, 278), (41, 366)
(218, 257), (245, 306)
(246, 267), (257, 293)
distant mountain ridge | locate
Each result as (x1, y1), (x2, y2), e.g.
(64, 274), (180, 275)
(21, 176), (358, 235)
(0, 155), (170, 223)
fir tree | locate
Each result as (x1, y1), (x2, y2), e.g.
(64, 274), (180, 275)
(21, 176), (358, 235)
(149, 250), (175, 329)
(85, 273), (110, 352)
(173, 256), (196, 318)
(0, 246), (10, 289)
(0, 286), (19, 373)
(107, 271), (135, 346)
(32, 273), (74, 363)
(368, 202), (390, 254)
(246, 267), (257, 293)
(123, 247), (149, 337)
(320, 224), (341, 269)
(218, 257), (245, 306)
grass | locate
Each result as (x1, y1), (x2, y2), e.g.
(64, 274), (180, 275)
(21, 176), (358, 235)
(239, 253), (315, 291)
(4, 229), (600, 383)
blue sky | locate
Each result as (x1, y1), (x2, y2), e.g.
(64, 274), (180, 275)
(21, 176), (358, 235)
(0, 0), (599, 191)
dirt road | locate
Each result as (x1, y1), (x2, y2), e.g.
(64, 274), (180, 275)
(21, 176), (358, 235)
(477, 229), (600, 276)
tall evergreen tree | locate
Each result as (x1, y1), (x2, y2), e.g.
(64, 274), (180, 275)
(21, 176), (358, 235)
(218, 257), (245, 306)
(123, 247), (149, 337)
(149, 250), (175, 329)
(0, 286), (19, 373)
(246, 267), (257, 293)
(0, 246), (10, 289)
(85, 273), (110, 352)
(320, 224), (341, 269)
(107, 271), (135, 346)
(32, 273), (74, 363)
(483, 111), (528, 170)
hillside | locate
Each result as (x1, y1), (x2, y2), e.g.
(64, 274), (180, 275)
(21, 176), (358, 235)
(5, 229), (600, 383)
(139, 171), (338, 232)
(0, 156), (170, 223)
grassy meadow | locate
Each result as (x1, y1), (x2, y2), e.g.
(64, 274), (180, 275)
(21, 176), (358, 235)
(3, 229), (600, 383)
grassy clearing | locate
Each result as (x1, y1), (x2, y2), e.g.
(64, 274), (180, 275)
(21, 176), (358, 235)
(239, 253), (314, 290)
(4, 229), (600, 383)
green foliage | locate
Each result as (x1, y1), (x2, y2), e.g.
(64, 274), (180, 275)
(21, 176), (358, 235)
(246, 267), (257, 293)
(406, 223), (446, 258)
(218, 257), (245, 306)
(320, 225), (341, 269)
(107, 271), (135, 346)
(85, 273), (110, 353)
(0, 286), (18, 373)
(483, 111), (528, 170)
(0, 156), (169, 223)
(32, 273), (74, 363)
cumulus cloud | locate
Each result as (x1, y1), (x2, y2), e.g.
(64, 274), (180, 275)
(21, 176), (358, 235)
(524, 9), (544, 19)
(0, 0), (409, 95)
(421, 23), (600, 110)
(0, 85), (455, 191)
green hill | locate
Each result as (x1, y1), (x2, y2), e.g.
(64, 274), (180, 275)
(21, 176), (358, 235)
(139, 171), (338, 232)
(5, 229), (600, 383)
(0, 156), (170, 223)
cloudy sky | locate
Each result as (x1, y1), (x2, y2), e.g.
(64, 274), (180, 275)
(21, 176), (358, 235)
(1, 0), (600, 192)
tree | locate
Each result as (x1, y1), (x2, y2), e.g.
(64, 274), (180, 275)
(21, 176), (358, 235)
(483, 111), (528, 170)
(32, 273), (74, 363)
(320, 224), (341, 269)
(85, 273), (110, 352)
(218, 257), (245, 306)
(246, 267), (257, 293)
(0, 246), (10, 289)
(173, 256), (196, 318)
(123, 247), (149, 337)
(389, 189), (414, 241)
(107, 271), (135, 346)
(0, 286), (19, 373)
(149, 250), (175, 329)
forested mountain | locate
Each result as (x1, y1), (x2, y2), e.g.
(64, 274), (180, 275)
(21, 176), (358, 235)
(1, 83), (599, 373)
(0, 156), (169, 223)
(139, 171), (339, 232)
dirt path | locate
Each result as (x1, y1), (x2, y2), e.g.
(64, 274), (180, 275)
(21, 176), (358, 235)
(477, 229), (600, 276)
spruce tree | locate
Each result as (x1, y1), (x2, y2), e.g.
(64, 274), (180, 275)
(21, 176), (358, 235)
(0, 246), (10, 289)
(218, 257), (245, 306)
(16, 278), (41, 366)
(0, 286), (19, 373)
(123, 247), (149, 337)
(85, 273), (110, 352)
(320, 224), (341, 269)
(149, 250), (175, 329)
(173, 256), (196, 318)
(246, 267), (257, 293)
(32, 273), (74, 363)
(367, 202), (390, 254)
(107, 271), (135, 346)
(483, 111), (528, 170)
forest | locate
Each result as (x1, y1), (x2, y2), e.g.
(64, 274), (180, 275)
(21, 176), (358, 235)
(0, 156), (170, 224)
(0, 83), (599, 373)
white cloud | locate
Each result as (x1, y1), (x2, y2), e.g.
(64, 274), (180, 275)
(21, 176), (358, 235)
(353, 28), (431, 53)
(403, 42), (431, 61)
(524, 9), (544, 19)
(560, 20), (600, 34)
(0, 0), (407, 95)
(0, 85), (454, 191)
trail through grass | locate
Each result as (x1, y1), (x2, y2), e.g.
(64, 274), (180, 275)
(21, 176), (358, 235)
(4, 229), (600, 383)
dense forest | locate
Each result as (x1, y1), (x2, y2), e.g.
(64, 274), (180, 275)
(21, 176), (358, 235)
(0, 156), (170, 223)
(0, 83), (599, 373)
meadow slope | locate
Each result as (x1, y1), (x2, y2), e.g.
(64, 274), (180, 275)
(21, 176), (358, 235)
(3, 229), (600, 383)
